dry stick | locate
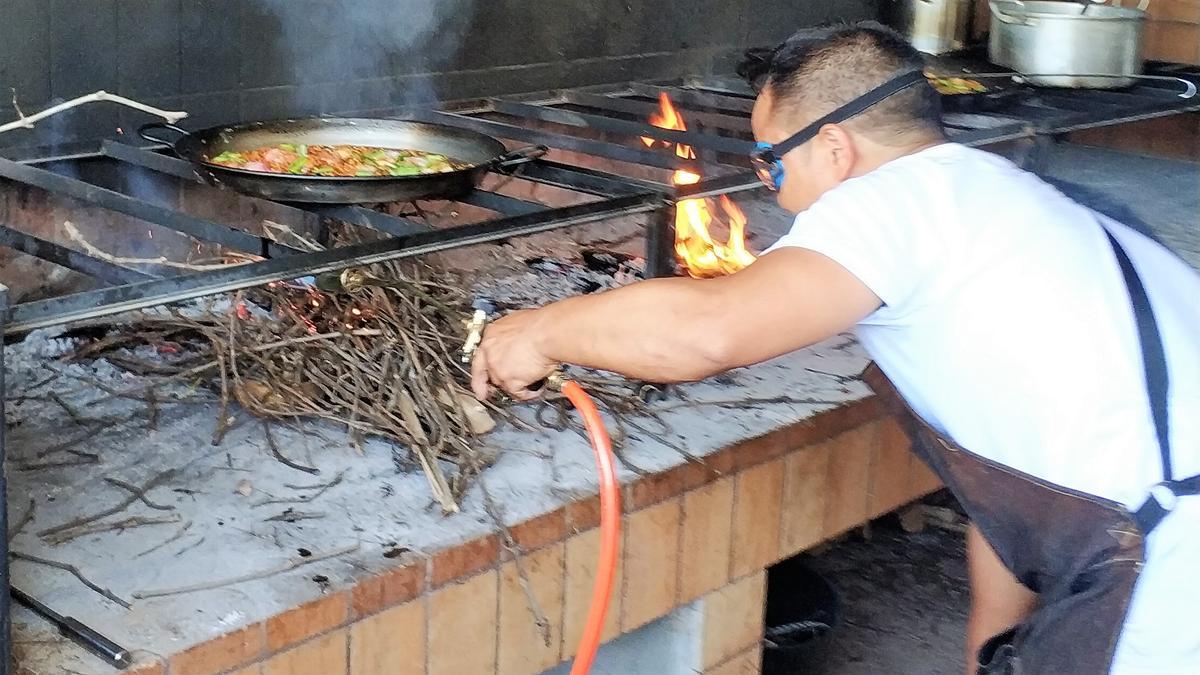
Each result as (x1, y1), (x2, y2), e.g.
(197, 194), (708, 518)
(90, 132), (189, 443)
(104, 476), (176, 511)
(652, 396), (847, 412)
(132, 543), (359, 599)
(252, 470), (346, 507)
(480, 485), (551, 647)
(174, 536), (205, 558)
(15, 455), (99, 472)
(45, 514), (182, 546)
(145, 386), (159, 430)
(47, 392), (88, 426)
(8, 499), (36, 543)
(37, 469), (177, 538)
(135, 521), (194, 558)
(0, 90), (186, 135)
(63, 222), (245, 271)
(263, 421), (320, 475)
(262, 510), (326, 523)
(10, 551), (132, 609)
(212, 349), (233, 446)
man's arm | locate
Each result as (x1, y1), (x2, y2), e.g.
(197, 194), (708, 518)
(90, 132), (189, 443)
(471, 246), (882, 398)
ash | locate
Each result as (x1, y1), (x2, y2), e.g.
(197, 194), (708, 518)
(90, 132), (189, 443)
(472, 252), (643, 313)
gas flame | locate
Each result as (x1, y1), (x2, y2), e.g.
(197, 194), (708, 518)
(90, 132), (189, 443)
(643, 94), (756, 278)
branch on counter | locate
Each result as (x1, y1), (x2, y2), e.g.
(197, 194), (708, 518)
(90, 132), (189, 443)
(480, 484), (551, 648)
(37, 469), (177, 539)
(132, 542), (359, 599)
(0, 89), (187, 136)
(252, 470), (346, 507)
(135, 521), (194, 558)
(8, 499), (36, 543)
(44, 514), (182, 546)
(10, 551), (132, 609)
(263, 421), (320, 475)
(652, 395), (847, 411)
(262, 509), (327, 523)
(104, 476), (176, 511)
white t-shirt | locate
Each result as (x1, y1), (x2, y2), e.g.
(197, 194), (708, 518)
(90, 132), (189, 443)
(768, 143), (1200, 675)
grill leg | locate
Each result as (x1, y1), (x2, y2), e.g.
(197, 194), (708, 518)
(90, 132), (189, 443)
(0, 283), (10, 675)
(645, 206), (675, 279)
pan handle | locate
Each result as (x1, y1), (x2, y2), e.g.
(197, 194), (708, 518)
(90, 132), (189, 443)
(493, 145), (548, 173)
(138, 122), (190, 146)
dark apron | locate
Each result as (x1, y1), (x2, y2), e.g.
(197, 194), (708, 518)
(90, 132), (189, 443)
(862, 227), (1200, 674)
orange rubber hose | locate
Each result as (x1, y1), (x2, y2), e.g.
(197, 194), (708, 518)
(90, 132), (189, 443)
(561, 380), (622, 675)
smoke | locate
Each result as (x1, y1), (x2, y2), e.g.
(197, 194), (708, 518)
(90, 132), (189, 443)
(264, 0), (477, 114)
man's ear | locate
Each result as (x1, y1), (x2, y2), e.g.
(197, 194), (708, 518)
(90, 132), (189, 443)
(818, 124), (857, 180)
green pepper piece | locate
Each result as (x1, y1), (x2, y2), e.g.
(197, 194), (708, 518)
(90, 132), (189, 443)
(296, 144), (308, 156)
(278, 143), (297, 152)
(211, 151), (244, 164)
(286, 157), (309, 174)
(388, 165), (421, 176)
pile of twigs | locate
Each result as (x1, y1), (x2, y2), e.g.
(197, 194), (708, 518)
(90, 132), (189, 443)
(68, 261), (493, 513)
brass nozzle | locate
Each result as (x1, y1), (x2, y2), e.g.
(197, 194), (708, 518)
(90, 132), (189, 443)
(314, 268), (369, 293)
(544, 370), (566, 392)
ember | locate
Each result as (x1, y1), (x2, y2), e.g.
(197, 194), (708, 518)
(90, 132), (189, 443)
(69, 252), (493, 514)
(643, 93), (757, 278)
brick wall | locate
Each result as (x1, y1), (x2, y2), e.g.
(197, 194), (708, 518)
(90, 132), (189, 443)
(0, 0), (876, 153)
(1145, 0), (1200, 64)
(110, 396), (941, 675)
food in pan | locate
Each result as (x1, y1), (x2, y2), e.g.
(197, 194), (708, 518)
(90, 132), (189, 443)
(208, 144), (468, 177)
(925, 74), (989, 96)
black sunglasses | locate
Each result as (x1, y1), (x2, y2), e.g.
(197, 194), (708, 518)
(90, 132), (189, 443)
(750, 69), (930, 191)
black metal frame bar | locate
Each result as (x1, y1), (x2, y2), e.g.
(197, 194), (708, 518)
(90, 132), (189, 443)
(0, 283), (9, 675)
(6, 191), (668, 332)
(0, 226), (155, 285)
(489, 98), (757, 156)
(0, 158), (300, 259)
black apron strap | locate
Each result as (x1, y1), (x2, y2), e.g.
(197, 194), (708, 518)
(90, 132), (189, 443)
(1102, 226), (1200, 534)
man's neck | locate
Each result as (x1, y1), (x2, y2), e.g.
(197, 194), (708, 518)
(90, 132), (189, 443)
(850, 134), (947, 179)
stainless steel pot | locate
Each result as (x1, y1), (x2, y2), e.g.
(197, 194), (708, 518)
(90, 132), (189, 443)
(883, 0), (973, 54)
(988, 0), (1149, 88)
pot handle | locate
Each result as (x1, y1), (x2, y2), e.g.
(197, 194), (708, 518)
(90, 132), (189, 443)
(1110, 0), (1151, 9)
(493, 145), (548, 173)
(138, 122), (190, 146)
(989, 0), (1029, 23)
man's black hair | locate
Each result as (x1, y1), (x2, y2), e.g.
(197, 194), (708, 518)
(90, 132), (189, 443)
(738, 22), (943, 144)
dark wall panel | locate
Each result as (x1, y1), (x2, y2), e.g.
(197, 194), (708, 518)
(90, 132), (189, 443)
(1, 0), (877, 153)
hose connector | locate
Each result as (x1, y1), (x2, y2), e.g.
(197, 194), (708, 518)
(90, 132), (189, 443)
(544, 369), (566, 392)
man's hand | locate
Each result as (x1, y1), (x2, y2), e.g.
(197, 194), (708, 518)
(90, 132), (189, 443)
(470, 309), (560, 401)
(469, 248), (881, 400)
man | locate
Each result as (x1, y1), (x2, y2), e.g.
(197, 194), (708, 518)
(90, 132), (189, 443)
(471, 24), (1200, 675)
